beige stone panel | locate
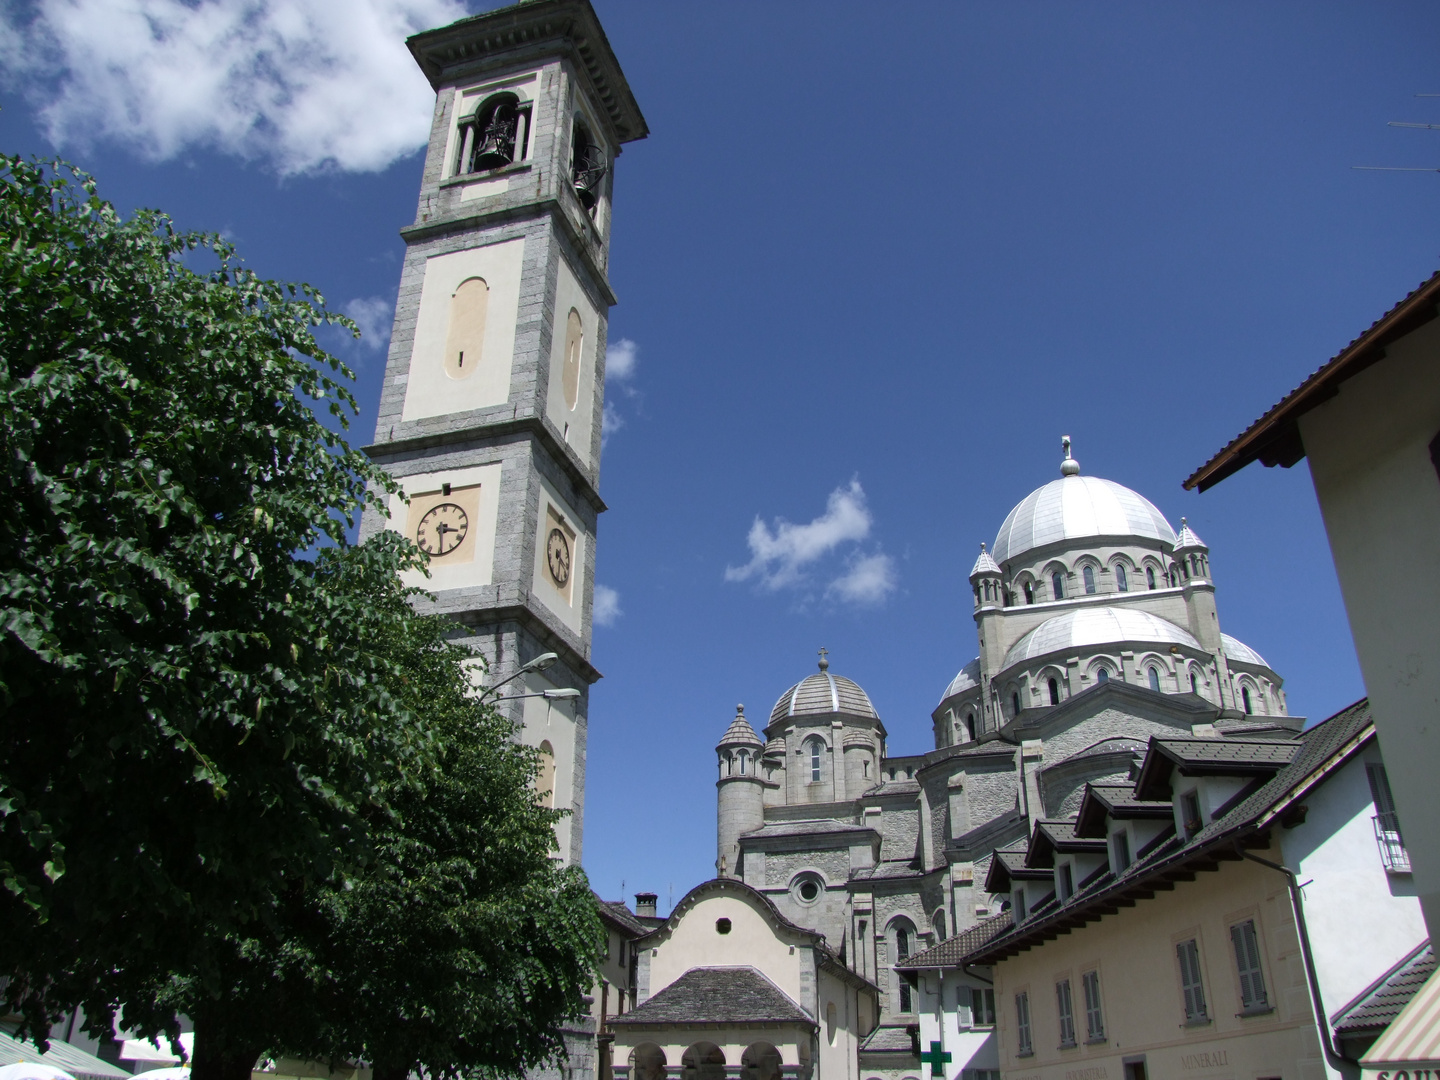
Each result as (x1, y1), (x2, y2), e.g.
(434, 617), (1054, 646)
(441, 277), (488, 379)
(647, 892), (802, 1005)
(531, 480), (583, 634)
(545, 255), (600, 461)
(386, 462), (503, 591)
(521, 670), (577, 865)
(401, 239), (525, 422)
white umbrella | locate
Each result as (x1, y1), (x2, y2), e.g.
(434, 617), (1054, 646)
(0, 1063), (77, 1080)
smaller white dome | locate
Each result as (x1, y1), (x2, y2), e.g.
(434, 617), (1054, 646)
(940, 658), (981, 704)
(770, 669), (879, 725)
(1221, 633), (1269, 669)
(1003, 607), (1201, 669)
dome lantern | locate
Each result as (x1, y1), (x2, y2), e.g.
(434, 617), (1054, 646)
(970, 543), (1003, 609)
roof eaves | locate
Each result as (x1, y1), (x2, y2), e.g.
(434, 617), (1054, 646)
(1186, 269), (1440, 492)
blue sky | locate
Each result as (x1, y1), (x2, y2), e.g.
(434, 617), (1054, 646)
(3, 0), (1439, 914)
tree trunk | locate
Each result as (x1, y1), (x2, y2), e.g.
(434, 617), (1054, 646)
(190, 1014), (260, 1080)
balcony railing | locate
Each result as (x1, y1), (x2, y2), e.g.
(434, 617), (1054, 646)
(1374, 812), (1411, 873)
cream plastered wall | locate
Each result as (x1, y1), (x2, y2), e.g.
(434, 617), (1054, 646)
(1281, 748), (1426, 1020)
(531, 478), (584, 634)
(386, 463), (503, 591)
(441, 70), (541, 183)
(1297, 318), (1440, 935)
(401, 239), (526, 422)
(520, 668), (577, 864)
(545, 254), (600, 463)
(647, 893), (803, 1006)
(817, 968), (867, 1080)
(991, 854), (1327, 1080)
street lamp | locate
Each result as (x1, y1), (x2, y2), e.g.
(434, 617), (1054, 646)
(481, 651), (559, 700)
(496, 687), (582, 702)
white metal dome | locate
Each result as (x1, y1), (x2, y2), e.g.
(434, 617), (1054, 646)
(939, 657), (981, 704)
(1002, 607), (1201, 669)
(1221, 633), (1270, 669)
(992, 474), (1176, 565)
(769, 668), (879, 726)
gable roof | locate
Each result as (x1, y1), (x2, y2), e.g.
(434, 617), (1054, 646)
(1075, 784), (1173, 837)
(637, 877), (822, 949)
(1027, 819), (1107, 868)
(595, 895), (649, 938)
(966, 699), (1374, 965)
(896, 912), (1015, 971)
(1332, 940), (1435, 1036)
(608, 966), (815, 1028)
(1186, 269), (1440, 492)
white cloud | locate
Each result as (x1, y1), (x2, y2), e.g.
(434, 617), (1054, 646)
(606, 338), (638, 381)
(1, 0), (467, 175)
(601, 400), (624, 448)
(592, 584), (621, 627)
(826, 552), (897, 606)
(343, 296), (394, 351)
(725, 480), (874, 591)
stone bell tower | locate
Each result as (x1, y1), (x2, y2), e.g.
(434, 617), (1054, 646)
(359, 0), (648, 866)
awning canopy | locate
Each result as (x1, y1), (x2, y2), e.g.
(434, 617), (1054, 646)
(0, 1032), (129, 1080)
(1363, 967), (1440, 1076)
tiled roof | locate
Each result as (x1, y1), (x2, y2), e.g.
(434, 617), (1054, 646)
(596, 896), (648, 937)
(609, 967), (813, 1027)
(769, 669), (879, 725)
(859, 1025), (918, 1054)
(1332, 941), (1435, 1034)
(1186, 269), (1440, 492)
(718, 710), (762, 747)
(967, 700), (1374, 964)
(897, 912), (1014, 970)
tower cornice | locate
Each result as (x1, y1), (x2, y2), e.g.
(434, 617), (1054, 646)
(407, 0), (649, 147)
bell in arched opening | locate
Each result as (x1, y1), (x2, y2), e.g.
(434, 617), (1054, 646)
(571, 122), (607, 212)
(472, 96), (524, 171)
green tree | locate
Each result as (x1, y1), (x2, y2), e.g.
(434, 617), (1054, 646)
(0, 155), (432, 1042)
(146, 620), (603, 1080)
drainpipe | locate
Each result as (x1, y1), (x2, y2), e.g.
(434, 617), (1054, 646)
(1234, 844), (1356, 1079)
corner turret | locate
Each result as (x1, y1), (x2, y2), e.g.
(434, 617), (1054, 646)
(716, 704), (765, 879)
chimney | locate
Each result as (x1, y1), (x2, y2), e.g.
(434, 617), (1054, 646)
(635, 892), (658, 918)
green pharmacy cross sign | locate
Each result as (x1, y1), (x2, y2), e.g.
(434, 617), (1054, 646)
(919, 1041), (952, 1078)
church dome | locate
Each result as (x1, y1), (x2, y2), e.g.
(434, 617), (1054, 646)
(992, 473), (1175, 565)
(939, 657), (981, 704)
(1002, 607), (1201, 669)
(769, 662), (879, 726)
(1221, 633), (1269, 669)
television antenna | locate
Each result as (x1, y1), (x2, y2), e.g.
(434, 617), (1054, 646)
(1354, 93), (1440, 171)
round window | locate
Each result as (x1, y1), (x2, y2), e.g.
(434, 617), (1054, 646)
(798, 879), (820, 903)
(715, 918), (732, 935)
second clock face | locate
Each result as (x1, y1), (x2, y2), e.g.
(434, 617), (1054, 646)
(416, 502), (469, 556)
(546, 527), (571, 587)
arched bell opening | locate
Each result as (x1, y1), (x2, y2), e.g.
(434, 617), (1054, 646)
(571, 119), (608, 214)
(462, 92), (530, 174)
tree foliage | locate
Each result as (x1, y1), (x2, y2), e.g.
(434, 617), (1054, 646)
(147, 622), (603, 1080)
(0, 154), (436, 1039)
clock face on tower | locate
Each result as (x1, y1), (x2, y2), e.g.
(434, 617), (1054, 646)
(546, 527), (571, 587)
(416, 502), (469, 556)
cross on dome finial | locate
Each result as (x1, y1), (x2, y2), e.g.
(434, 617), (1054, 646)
(1060, 435), (1080, 477)
(818, 647), (829, 672)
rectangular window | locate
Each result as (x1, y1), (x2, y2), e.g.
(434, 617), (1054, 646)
(1181, 790), (1203, 839)
(973, 987), (996, 1026)
(1056, 979), (1076, 1047)
(1082, 970), (1104, 1041)
(1015, 992), (1032, 1055)
(1111, 830), (1131, 873)
(1013, 890), (1027, 922)
(1230, 920), (1269, 1012)
(1176, 939), (1208, 1022)
(1058, 863), (1074, 902)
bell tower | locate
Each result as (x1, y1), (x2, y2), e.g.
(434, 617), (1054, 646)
(359, 0), (648, 866)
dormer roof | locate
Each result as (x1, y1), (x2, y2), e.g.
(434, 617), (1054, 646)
(1074, 783), (1174, 838)
(1026, 819), (1107, 869)
(1133, 737), (1300, 800)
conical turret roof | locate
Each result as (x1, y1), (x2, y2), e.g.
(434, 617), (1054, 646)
(970, 543), (1001, 579)
(1173, 517), (1208, 551)
(718, 706), (762, 748)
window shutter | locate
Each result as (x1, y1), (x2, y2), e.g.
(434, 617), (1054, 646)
(1231, 921), (1267, 1008)
(1367, 763), (1398, 817)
